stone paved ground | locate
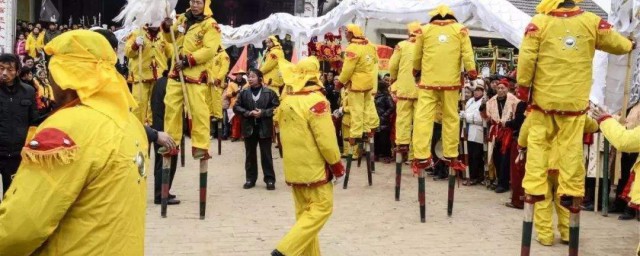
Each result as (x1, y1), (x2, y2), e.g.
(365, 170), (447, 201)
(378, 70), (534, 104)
(145, 139), (638, 256)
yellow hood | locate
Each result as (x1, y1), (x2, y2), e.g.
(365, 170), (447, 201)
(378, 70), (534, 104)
(346, 24), (365, 38)
(407, 22), (422, 36)
(429, 4), (455, 17)
(44, 30), (136, 127)
(280, 56), (322, 93)
(536, 0), (583, 14)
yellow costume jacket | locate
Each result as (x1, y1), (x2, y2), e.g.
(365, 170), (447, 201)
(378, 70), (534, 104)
(413, 20), (476, 88)
(261, 45), (285, 87)
(125, 29), (173, 83)
(389, 38), (418, 99)
(600, 117), (640, 209)
(26, 32), (45, 58)
(208, 49), (230, 86)
(0, 105), (148, 255)
(338, 38), (379, 91)
(279, 86), (341, 185)
(164, 14), (222, 84)
(517, 7), (632, 112)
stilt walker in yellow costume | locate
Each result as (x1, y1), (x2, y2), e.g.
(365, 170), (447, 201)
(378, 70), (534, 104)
(518, 115), (598, 247)
(515, 1), (633, 255)
(161, 0), (221, 219)
(335, 24), (378, 189)
(0, 30), (147, 255)
(261, 36), (285, 96)
(125, 24), (173, 124)
(390, 21), (421, 201)
(272, 56), (345, 256)
(411, 5), (477, 218)
(207, 46), (230, 154)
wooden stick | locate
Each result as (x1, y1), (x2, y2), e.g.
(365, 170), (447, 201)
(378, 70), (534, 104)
(614, 43), (635, 186)
(594, 133), (601, 213)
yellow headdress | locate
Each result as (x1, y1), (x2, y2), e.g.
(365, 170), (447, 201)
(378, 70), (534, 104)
(44, 30), (136, 126)
(280, 56), (322, 93)
(346, 24), (365, 38)
(407, 22), (422, 36)
(429, 4), (455, 17)
(268, 35), (282, 48)
(536, 0), (583, 14)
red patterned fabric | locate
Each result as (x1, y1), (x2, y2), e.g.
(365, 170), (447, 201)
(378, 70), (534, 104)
(310, 101), (329, 115)
(26, 128), (76, 151)
(509, 141), (525, 208)
(524, 23), (539, 36)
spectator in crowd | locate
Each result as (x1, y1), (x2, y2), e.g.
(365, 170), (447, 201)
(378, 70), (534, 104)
(233, 69), (279, 190)
(26, 27), (44, 59)
(44, 22), (61, 45)
(15, 34), (27, 62)
(0, 54), (38, 195)
(27, 23), (34, 32)
(23, 56), (34, 70)
(486, 79), (519, 193)
(227, 71), (248, 141)
(504, 96), (527, 208)
(374, 78), (395, 163)
(462, 83), (485, 186)
(325, 71), (341, 111)
(18, 67), (44, 112)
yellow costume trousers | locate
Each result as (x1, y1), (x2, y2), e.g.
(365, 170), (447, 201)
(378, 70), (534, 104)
(365, 93), (380, 133)
(534, 172), (569, 245)
(341, 121), (359, 158)
(276, 183), (333, 256)
(164, 79), (211, 151)
(132, 81), (154, 124)
(523, 111), (586, 197)
(395, 99), (416, 145)
(347, 91), (373, 139)
(413, 89), (460, 159)
(207, 85), (223, 119)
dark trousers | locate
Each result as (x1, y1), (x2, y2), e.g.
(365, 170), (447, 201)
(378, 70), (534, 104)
(509, 141), (524, 208)
(153, 143), (178, 200)
(467, 141), (484, 181)
(493, 142), (510, 190)
(244, 131), (276, 184)
(374, 128), (392, 158)
(0, 156), (21, 195)
(613, 152), (638, 210)
(222, 110), (230, 139)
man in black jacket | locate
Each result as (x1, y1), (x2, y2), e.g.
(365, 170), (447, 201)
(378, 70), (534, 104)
(0, 54), (38, 195)
(233, 69), (279, 190)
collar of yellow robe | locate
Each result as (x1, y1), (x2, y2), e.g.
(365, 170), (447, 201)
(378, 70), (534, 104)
(429, 4), (455, 17)
(536, 0), (583, 14)
(280, 56), (322, 93)
(44, 30), (136, 128)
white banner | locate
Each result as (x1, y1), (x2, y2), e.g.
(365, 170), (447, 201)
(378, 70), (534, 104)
(0, 0), (15, 54)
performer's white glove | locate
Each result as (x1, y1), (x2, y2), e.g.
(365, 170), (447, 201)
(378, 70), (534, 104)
(177, 25), (185, 34)
(333, 174), (345, 186)
(332, 107), (343, 118)
(135, 36), (144, 46)
(459, 111), (465, 118)
(329, 162), (346, 186)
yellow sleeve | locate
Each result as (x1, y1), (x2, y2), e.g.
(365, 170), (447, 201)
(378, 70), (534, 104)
(389, 43), (402, 80)
(600, 118), (640, 152)
(189, 20), (221, 66)
(459, 26), (476, 72)
(260, 49), (279, 74)
(25, 35), (32, 51)
(338, 45), (358, 84)
(0, 136), (100, 254)
(516, 17), (542, 87)
(124, 33), (139, 58)
(518, 117), (531, 147)
(164, 38), (174, 61)
(217, 53), (230, 81)
(584, 117), (599, 134)
(37, 33), (45, 50)
(595, 18), (633, 55)
(308, 100), (341, 165)
(413, 27), (425, 71)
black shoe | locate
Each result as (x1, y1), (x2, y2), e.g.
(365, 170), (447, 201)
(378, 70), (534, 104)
(271, 249), (285, 256)
(495, 187), (509, 193)
(618, 208), (637, 220)
(153, 198), (181, 205)
(266, 181), (275, 190)
(169, 194), (176, 199)
(243, 181), (255, 189)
